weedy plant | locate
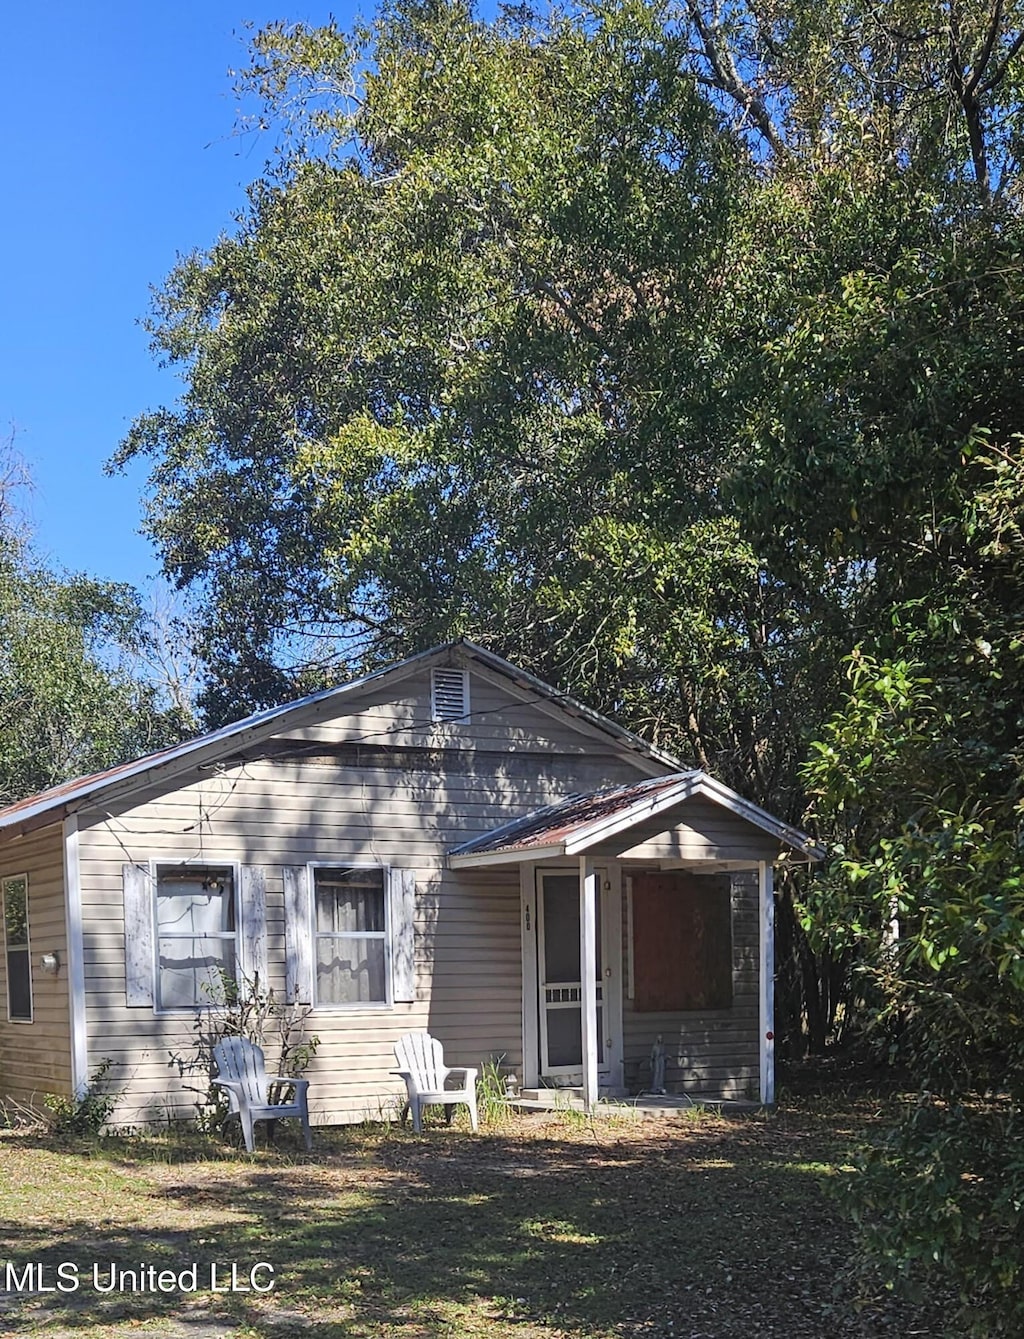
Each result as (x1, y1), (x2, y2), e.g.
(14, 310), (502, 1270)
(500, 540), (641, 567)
(173, 970), (320, 1132)
(477, 1055), (514, 1127)
(358, 1094), (407, 1139)
(44, 1058), (119, 1136)
(553, 1091), (591, 1130)
(0, 1094), (47, 1131)
(675, 1101), (718, 1126)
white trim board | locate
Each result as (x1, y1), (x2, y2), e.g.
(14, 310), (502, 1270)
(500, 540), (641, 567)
(758, 861), (775, 1105)
(62, 816), (88, 1099)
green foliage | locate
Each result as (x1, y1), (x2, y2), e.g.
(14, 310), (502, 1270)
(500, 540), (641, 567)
(116, 6), (1024, 1318)
(845, 1100), (1024, 1335)
(44, 1059), (119, 1137)
(475, 1054), (513, 1128)
(802, 439), (1024, 1321)
(0, 528), (190, 805)
(114, 0), (836, 816)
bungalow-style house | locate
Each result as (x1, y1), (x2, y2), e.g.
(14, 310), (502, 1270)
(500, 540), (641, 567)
(0, 642), (822, 1126)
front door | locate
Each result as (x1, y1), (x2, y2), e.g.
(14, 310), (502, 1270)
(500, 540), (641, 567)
(537, 871), (609, 1084)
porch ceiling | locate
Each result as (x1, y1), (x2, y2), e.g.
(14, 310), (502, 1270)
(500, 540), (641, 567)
(448, 771), (826, 869)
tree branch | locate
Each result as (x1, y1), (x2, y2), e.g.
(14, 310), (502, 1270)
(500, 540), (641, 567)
(530, 277), (615, 357)
(946, 4), (991, 195)
(965, 0), (1005, 96)
(979, 28), (1024, 94)
(686, 0), (790, 160)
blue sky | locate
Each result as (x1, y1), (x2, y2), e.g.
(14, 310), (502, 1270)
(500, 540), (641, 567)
(1, 0), (353, 590)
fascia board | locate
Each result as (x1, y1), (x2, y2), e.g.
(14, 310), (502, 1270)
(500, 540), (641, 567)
(0, 646), (454, 834)
(456, 642), (683, 771)
(448, 844), (567, 869)
(558, 772), (827, 861)
(694, 776), (827, 861)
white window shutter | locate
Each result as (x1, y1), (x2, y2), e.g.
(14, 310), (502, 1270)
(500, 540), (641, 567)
(389, 868), (417, 1003)
(239, 865), (268, 990)
(123, 862), (154, 1008)
(283, 865), (313, 1005)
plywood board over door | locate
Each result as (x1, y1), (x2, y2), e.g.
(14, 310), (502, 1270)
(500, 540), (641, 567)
(630, 872), (732, 1012)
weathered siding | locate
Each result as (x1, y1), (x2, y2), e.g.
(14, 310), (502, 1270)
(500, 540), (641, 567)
(0, 822), (72, 1107)
(285, 664), (636, 758)
(611, 800), (780, 863)
(77, 667), (648, 1125)
(621, 870), (759, 1101)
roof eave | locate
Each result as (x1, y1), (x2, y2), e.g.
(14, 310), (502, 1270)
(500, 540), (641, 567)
(693, 775), (827, 861)
(0, 640), (681, 837)
(448, 843), (567, 869)
(447, 772), (828, 868)
(0, 646), (454, 835)
(455, 641), (684, 771)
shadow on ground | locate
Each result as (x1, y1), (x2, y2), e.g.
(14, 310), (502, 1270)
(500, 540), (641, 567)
(0, 1104), (953, 1338)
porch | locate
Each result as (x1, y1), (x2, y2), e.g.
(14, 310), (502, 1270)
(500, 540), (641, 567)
(449, 771), (824, 1112)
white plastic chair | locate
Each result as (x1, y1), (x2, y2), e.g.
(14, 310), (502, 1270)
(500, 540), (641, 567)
(212, 1037), (313, 1153)
(392, 1031), (478, 1134)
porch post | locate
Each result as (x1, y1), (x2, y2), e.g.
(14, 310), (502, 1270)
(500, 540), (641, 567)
(758, 861), (775, 1105)
(520, 863), (539, 1090)
(580, 855), (599, 1113)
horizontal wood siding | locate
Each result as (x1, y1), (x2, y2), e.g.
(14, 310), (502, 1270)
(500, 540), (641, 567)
(77, 736), (644, 1126)
(622, 870), (759, 1101)
(0, 823), (72, 1106)
(285, 666), (633, 756)
(611, 800), (781, 862)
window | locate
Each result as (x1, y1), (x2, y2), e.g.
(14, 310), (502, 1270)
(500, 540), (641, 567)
(313, 866), (388, 1005)
(155, 865), (237, 1009)
(3, 874), (31, 1022)
(431, 667), (469, 722)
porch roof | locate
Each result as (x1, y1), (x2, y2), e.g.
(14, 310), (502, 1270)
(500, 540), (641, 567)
(448, 771), (826, 869)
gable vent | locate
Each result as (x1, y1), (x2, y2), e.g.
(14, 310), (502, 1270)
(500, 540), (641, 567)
(431, 668), (470, 722)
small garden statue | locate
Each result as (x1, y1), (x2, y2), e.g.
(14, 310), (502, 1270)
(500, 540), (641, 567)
(650, 1035), (666, 1094)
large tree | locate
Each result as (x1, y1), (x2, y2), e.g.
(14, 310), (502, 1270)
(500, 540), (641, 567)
(115, 1), (848, 820)
(694, 3), (1024, 1326)
(0, 451), (192, 804)
(116, 0), (1024, 1051)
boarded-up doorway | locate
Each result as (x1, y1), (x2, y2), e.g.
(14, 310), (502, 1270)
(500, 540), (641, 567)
(630, 872), (732, 1012)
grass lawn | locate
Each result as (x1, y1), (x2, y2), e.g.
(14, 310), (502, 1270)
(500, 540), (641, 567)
(0, 1086), (951, 1339)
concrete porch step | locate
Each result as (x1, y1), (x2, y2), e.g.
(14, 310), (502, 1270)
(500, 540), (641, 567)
(511, 1088), (762, 1118)
(519, 1087), (582, 1102)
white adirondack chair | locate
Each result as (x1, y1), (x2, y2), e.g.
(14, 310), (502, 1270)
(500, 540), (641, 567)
(392, 1031), (479, 1134)
(212, 1037), (313, 1153)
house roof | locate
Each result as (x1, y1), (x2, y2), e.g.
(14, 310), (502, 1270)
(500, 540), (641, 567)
(0, 640), (681, 836)
(448, 771), (826, 867)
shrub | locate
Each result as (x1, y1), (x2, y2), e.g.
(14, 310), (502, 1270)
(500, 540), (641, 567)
(844, 1097), (1024, 1335)
(44, 1058), (119, 1136)
(181, 971), (320, 1132)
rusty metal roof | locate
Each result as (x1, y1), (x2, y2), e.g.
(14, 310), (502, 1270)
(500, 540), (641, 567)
(0, 741), (200, 823)
(449, 771), (826, 865)
(452, 775), (695, 855)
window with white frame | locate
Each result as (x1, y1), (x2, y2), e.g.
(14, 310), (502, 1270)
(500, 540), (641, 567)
(313, 866), (388, 1005)
(3, 874), (31, 1022)
(155, 865), (237, 1009)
